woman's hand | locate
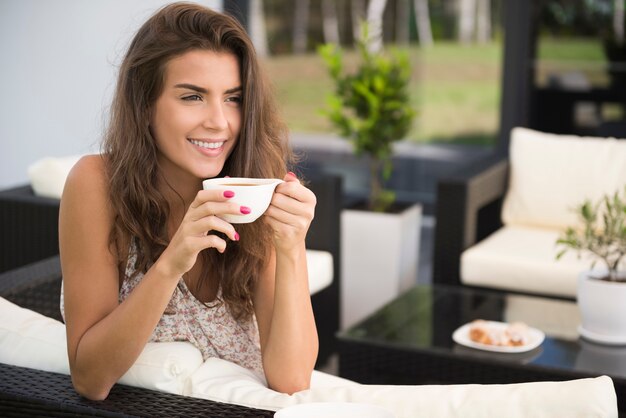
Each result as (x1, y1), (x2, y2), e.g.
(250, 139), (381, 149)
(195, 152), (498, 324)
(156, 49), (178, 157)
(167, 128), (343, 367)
(264, 172), (317, 254)
(156, 189), (242, 278)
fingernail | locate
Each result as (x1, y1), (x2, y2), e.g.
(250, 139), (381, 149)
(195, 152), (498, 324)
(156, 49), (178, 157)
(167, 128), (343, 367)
(224, 190), (235, 198)
(288, 171), (297, 177)
(240, 206), (251, 214)
(224, 175), (230, 178)
(233, 232), (240, 241)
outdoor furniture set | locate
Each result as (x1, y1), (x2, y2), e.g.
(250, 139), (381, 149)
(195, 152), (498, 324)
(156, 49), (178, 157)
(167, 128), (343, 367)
(0, 139), (621, 416)
(433, 127), (626, 297)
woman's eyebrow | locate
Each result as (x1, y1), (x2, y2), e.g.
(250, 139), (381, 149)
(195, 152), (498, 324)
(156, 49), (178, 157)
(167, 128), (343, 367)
(174, 83), (207, 93)
(173, 84), (242, 94)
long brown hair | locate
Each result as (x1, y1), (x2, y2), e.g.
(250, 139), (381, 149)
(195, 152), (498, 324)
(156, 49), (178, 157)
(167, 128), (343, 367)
(102, 2), (291, 319)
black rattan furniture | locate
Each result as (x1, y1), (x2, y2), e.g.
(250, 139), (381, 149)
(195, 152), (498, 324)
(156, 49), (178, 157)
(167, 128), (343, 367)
(432, 153), (508, 288)
(0, 257), (275, 417)
(0, 174), (342, 367)
(337, 284), (626, 415)
(0, 185), (60, 274)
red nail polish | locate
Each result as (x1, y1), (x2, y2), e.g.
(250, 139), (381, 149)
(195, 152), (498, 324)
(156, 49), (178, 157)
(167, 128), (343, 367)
(240, 206), (251, 214)
(224, 190), (235, 198)
(234, 232), (240, 241)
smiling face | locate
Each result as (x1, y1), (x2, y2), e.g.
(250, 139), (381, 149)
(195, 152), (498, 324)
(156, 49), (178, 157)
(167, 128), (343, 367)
(150, 49), (242, 189)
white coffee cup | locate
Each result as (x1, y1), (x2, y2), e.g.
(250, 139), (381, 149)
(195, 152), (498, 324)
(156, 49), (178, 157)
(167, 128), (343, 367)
(202, 177), (283, 224)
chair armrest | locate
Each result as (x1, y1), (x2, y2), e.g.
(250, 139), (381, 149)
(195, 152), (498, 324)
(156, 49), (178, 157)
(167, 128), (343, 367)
(0, 255), (63, 321)
(0, 185), (61, 273)
(433, 154), (509, 286)
(304, 174), (342, 367)
(0, 362), (274, 417)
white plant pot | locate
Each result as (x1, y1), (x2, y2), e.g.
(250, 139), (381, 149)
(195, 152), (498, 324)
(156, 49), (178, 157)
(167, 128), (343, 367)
(577, 270), (626, 345)
(340, 203), (422, 328)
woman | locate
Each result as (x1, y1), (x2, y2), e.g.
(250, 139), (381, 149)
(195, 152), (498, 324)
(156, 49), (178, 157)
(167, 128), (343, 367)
(59, 2), (318, 400)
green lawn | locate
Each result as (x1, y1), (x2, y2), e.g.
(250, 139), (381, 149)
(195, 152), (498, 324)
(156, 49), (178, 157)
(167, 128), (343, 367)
(262, 38), (604, 146)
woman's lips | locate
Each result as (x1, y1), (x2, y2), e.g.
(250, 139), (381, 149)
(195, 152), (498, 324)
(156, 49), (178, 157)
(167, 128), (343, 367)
(188, 138), (226, 156)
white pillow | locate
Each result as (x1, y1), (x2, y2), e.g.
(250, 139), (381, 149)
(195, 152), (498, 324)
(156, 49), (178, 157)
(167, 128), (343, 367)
(306, 250), (333, 294)
(0, 296), (203, 395)
(502, 127), (626, 230)
(190, 357), (617, 418)
(27, 155), (82, 199)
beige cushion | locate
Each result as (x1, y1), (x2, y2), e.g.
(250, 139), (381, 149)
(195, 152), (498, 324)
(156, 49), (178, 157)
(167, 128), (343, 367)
(0, 297), (618, 417)
(306, 250), (333, 294)
(0, 296), (203, 395)
(190, 357), (616, 418)
(27, 155), (82, 199)
(460, 225), (596, 297)
(502, 127), (626, 230)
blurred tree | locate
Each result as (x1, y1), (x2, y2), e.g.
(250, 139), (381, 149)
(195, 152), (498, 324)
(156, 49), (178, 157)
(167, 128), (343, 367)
(476, 0), (491, 43)
(458, 0), (476, 43)
(322, 0), (341, 43)
(250, 0), (269, 56)
(458, 0), (492, 43)
(352, 0), (367, 42)
(293, 0), (311, 53)
(366, 0), (389, 52)
(396, 0), (410, 44)
(414, 0), (434, 46)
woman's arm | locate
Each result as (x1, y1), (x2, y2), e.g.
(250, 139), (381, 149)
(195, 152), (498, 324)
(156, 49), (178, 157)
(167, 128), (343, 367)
(60, 156), (240, 400)
(253, 172), (319, 394)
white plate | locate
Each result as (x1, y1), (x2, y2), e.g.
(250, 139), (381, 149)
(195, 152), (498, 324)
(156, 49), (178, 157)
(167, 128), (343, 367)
(274, 402), (395, 418)
(452, 320), (545, 353)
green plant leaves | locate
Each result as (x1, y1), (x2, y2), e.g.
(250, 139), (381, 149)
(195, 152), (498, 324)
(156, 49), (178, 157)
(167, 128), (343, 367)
(556, 186), (626, 281)
(318, 24), (416, 212)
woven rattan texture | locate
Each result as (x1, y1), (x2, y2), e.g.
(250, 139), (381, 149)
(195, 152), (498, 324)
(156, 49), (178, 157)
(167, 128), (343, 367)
(0, 363), (275, 417)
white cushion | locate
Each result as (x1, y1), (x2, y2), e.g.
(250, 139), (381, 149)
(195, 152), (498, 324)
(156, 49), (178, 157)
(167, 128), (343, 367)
(190, 357), (616, 418)
(27, 155), (82, 199)
(460, 225), (596, 297)
(306, 250), (333, 294)
(502, 127), (626, 230)
(0, 296), (69, 374)
(0, 297), (618, 417)
(0, 296), (203, 395)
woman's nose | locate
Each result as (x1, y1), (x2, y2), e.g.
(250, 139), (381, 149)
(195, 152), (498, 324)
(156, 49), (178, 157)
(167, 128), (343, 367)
(203, 101), (229, 131)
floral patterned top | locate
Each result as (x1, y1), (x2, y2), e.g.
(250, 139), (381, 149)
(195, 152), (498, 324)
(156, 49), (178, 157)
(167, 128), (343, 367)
(60, 242), (264, 377)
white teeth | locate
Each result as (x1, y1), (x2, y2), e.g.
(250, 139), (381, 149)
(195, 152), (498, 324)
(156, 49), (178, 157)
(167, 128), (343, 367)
(189, 139), (224, 149)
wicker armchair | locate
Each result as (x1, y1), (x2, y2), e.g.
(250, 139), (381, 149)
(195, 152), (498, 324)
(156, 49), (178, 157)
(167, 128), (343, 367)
(0, 185), (60, 274)
(0, 174), (342, 367)
(0, 256), (276, 417)
(432, 153), (508, 288)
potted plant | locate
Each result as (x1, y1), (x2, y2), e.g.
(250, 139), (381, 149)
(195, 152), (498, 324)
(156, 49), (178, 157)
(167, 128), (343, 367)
(556, 186), (626, 344)
(318, 26), (420, 328)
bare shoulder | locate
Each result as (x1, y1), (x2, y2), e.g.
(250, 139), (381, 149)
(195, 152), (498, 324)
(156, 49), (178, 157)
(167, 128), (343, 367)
(60, 154), (114, 256)
(64, 154), (108, 196)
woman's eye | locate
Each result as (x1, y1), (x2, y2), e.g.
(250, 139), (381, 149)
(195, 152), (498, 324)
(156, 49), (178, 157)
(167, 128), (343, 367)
(182, 94), (202, 101)
(226, 95), (242, 104)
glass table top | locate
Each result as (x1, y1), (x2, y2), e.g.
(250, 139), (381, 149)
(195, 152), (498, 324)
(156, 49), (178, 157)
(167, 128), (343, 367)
(338, 285), (626, 381)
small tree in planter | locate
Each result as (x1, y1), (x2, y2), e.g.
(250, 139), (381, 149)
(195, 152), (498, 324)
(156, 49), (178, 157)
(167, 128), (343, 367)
(556, 186), (626, 281)
(318, 26), (416, 212)
(556, 186), (626, 343)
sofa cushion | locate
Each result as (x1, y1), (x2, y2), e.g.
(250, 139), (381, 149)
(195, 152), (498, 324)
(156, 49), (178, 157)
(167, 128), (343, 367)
(460, 225), (596, 297)
(190, 357), (616, 418)
(306, 250), (333, 294)
(0, 296), (203, 395)
(502, 127), (626, 230)
(27, 155), (82, 199)
(0, 297), (618, 417)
